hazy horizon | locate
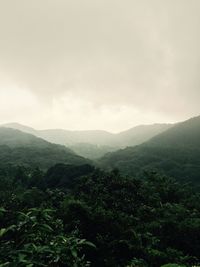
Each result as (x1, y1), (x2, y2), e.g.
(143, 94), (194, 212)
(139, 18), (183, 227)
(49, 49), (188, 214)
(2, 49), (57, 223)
(0, 114), (196, 134)
(1, 120), (173, 133)
(0, 0), (200, 132)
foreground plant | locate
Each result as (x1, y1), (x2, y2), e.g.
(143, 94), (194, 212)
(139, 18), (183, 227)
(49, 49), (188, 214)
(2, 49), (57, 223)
(0, 208), (95, 266)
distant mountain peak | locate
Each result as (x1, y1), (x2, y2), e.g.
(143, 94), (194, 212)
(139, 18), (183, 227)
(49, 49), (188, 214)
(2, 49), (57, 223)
(1, 122), (36, 134)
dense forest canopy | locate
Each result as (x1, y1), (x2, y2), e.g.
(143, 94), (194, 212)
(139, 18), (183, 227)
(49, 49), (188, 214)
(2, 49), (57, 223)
(0, 164), (200, 266)
(0, 116), (200, 266)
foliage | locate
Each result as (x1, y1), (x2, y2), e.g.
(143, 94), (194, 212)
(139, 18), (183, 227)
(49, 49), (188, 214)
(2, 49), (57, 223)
(160, 264), (186, 267)
(0, 164), (200, 266)
(0, 208), (94, 266)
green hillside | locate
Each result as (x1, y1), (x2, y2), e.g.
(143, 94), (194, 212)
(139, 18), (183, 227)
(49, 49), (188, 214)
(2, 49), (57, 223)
(116, 123), (172, 147)
(0, 128), (89, 169)
(2, 123), (172, 159)
(99, 116), (200, 184)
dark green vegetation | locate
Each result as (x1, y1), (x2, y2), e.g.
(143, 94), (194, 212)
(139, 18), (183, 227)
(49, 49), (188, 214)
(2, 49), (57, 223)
(0, 128), (89, 170)
(99, 116), (200, 185)
(1, 164), (200, 266)
(1, 123), (171, 159)
(1, 116), (200, 266)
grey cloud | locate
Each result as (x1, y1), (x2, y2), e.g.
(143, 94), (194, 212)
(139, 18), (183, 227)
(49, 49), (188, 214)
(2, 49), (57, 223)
(0, 0), (199, 130)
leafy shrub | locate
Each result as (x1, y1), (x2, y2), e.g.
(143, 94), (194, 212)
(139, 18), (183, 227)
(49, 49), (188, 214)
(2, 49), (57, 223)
(0, 208), (94, 266)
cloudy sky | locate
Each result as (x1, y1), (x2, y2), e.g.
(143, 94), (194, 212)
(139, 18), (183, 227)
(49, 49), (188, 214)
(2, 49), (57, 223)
(0, 0), (199, 132)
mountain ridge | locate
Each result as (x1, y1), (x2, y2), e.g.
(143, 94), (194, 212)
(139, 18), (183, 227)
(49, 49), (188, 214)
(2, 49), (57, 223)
(1, 122), (173, 158)
(0, 127), (89, 169)
(99, 115), (200, 184)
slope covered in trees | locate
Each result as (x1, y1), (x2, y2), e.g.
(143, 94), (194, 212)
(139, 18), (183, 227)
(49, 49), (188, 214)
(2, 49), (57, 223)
(1, 116), (200, 266)
(99, 116), (200, 184)
(0, 165), (200, 266)
(116, 124), (172, 147)
(1, 122), (172, 159)
(0, 128), (89, 169)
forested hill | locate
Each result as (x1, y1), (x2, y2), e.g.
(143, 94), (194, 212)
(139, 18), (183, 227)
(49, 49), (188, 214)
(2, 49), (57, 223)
(0, 118), (200, 266)
(116, 123), (172, 147)
(0, 128), (89, 169)
(99, 116), (200, 184)
(148, 115), (200, 148)
(1, 122), (172, 159)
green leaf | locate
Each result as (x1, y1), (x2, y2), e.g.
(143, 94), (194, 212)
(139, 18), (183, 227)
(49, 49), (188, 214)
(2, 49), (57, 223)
(0, 207), (6, 213)
(71, 248), (78, 258)
(0, 228), (7, 237)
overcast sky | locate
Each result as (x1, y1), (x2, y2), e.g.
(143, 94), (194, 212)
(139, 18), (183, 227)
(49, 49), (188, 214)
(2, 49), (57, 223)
(0, 0), (199, 132)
